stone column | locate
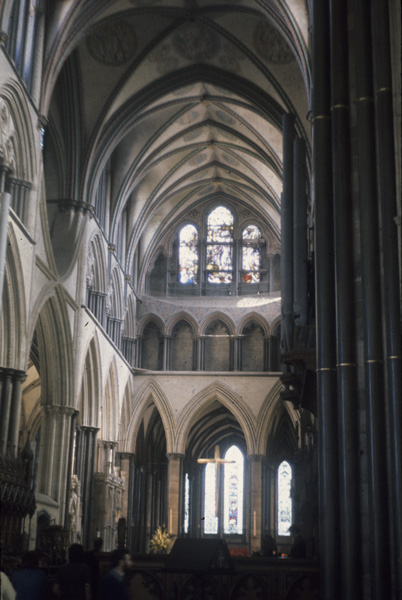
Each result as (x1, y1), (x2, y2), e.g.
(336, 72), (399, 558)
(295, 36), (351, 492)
(293, 137), (308, 327)
(36, 405), (78, 521)
(118, 452), (135, 549)
(281, 115), (295, 352)
(312, 1), (340, 598)
(268, 255), (274, 293)
(371, 1), (402, 594)
(353, 1), (391, 597)
(248, 455), (264, 554)
(7, 370), (26, 457)
(0, 368), (13, 455)
(0, 171), (11, 314)
(163, 335), (172, 370)
(75, 426), (99, 547)
(166, 453), (184, 538)
(329, 1), (361, 597)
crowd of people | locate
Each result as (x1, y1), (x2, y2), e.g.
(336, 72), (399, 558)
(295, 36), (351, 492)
(0, 540), (133, 600)
(1, 525), (308, 599)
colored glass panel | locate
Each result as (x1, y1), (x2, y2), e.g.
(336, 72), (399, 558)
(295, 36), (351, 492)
(206, 206), (234, 283)
(277, 461), (292, 536)
(224, 446), (244, 534)
(184, 473), (190, 534)
(204, 463), (218, 534)
(179, 224), (198, 284)
(242, 226), (261, 283)
(207, 206), (234, 243)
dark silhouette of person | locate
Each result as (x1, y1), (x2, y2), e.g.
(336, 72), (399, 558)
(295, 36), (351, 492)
(84, 538), (103, 599)
(99, 548), (132, 600)
(11, 552), (45, 600)
(261, 534), (278, 557)
(53, 543), (91, 600)
(288, 524), (307, 558)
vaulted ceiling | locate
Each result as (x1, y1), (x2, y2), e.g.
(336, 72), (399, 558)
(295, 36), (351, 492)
(45, 0), (311, 282)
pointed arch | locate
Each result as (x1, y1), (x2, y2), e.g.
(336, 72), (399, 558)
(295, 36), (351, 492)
(118, 376), (135, 451)
(236, 312), (271, 337)
(200, 312), (235, 335)
(123, 378), (175, 454)
(175, 380), (256, 455)
(29, 288), (75, 408)
(255, 379), (299, 455)
(0, 226), (27, 368)
(87, 233), (107, 294)
(137, 313), (166, 336)
(166, 311), (199, 336)
(123, 293), (136, 339)
(106, 267), (124, 320)
(100, 359), (119, 441)
(79, 335), (102, 428)
(0, 81), (37, 181)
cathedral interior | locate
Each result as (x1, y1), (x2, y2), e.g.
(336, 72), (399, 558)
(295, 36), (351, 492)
(0, 1), (401, 599)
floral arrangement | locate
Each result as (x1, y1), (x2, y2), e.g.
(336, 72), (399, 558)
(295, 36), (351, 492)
(149, 525), (173, 554)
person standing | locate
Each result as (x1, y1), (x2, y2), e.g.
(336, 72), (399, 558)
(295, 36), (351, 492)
(99, 549), (132, 600)
(11, 552), (45, 600)
(53, 544), (91, 600)
(84, 538), (103, 600)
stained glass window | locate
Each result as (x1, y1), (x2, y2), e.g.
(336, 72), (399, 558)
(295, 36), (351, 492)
(242, 225), (261, 283)
(277, 460), (292, 536)
(184, 473), (190, 534)
(224, 446), (244, 534)
(206, 206), (234, 284)
(179, 224), (198, 284)
(204, 463), (218, 534)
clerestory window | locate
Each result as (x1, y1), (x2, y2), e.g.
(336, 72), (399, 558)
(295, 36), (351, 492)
(206, 206), (234, 284)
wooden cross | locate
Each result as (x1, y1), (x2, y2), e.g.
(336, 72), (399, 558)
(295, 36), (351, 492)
(198, 445), (235, 517)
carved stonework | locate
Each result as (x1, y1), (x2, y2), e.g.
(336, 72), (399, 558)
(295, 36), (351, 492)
(173, 21), (220, 61)
(68, 474), (82, 544)
(0, 98), (16, 174)
(87, 21), (136, 66)
(254, 21), (294, 64)
(148, 44), (179, 75)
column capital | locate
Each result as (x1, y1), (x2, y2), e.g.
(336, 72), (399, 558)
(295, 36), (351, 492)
(117, 451), (135, 461)
(166, 452), (185, 461)
(247, 454), (266, 463)
(42, 405), (79, 417)
(77, 425), (99, 434)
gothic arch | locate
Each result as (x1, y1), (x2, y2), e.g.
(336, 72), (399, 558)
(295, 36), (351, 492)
(29, 288), (75, 408)
(0, 226), (27, 368)
(123, 378), (175, 455)
(236, 312), (271, 337)
(175, 381), (256, 456)
(106, 267), (124, 320)
(270, 315), (281, 337)
(87, 233), (107, 294)
(100, 359), (119, 441)
(199, 312), (235, 336)
(137, 313), (166, 336)
(123, 293), (136, 339)
(0, 81), (37, 181)
(78, 335), (102, 428)
(166, 311), (198, 336)
(118, 376), (135, 452)
(255, 380), (299, 455)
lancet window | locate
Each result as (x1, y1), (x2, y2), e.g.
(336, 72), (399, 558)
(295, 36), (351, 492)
(277, 460), (292, 536)
(203, 445), (244, 537)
